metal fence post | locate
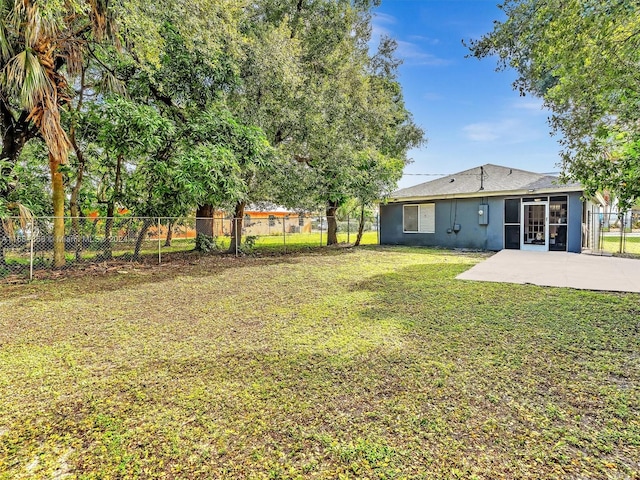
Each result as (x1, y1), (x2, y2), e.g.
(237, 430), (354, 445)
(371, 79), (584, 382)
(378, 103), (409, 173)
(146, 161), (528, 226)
(158, 217), (162, 264)
(29, 218), (35, 281)
(619, 214), (623, 254)
(376, 213), (380, 245)
(320, 213), (323, 246)
(283, 216), (287, 254)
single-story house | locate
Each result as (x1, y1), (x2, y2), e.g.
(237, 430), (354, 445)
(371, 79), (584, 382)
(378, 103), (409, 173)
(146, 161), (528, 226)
(380, 164), (603, 253)
(198, 205), (313, 237)
(241, 206), (313, 236)
(145, 206), (313, 241)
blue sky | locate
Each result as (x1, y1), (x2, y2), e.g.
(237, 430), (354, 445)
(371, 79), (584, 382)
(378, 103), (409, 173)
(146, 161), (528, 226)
(372, 0), (563, 189)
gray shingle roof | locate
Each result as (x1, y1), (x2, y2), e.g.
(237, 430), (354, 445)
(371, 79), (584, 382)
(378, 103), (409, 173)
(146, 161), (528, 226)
(391, 164), (581, 200)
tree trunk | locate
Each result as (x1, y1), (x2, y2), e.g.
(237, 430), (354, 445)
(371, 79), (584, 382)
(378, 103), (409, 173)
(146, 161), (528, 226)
(326, 200), (339, 245)
(164, 219), (174, 247)
(195, 204), (214, 238)
(354, 204), (365, 247)
(133, 217), (154, 261)
(49, 153), (66, 268)
(228, 201), (246, 254)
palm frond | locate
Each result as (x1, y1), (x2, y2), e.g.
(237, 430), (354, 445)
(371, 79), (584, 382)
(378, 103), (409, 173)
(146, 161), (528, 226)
(2, 48), (53, 110)
(36, 93), (70, 162)
(100, 69), (126, 96)
(61, 37), (84, 76)
(0, 17), (13, 63)
(1, 201), (34, 241)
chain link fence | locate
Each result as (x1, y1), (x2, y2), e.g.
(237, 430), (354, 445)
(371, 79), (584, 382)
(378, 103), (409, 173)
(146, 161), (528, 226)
(584, 211), (640, 256)
(0, 213), (379, 282)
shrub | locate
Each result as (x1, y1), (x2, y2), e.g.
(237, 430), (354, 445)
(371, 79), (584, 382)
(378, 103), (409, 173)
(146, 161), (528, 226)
(195, 234), (217, 253)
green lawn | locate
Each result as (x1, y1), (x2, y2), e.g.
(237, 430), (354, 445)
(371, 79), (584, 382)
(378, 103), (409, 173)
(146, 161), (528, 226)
(0, 247), (638, 478)
(601, 235), (640, 255)
(217, 230), (378, 252)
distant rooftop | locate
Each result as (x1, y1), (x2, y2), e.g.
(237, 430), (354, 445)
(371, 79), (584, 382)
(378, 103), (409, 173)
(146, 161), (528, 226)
(391, 164), (581, 200)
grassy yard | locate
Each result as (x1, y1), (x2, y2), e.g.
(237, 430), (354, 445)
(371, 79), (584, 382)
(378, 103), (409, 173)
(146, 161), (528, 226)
(1, 231), (378, 278)
(601, 235), (640, 256)
(0, 247), (638, 479)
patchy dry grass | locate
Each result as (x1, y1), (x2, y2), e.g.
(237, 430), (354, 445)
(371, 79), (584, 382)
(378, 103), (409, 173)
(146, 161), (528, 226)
(0, 246), (638, 479)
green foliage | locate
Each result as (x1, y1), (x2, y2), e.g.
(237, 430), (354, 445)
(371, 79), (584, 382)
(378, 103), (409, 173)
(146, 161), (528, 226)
(194, 233), (217, 253)
(469, 0), (640, 208)
(0, 139), (51, 218)
(0, 0), (421, 252)
(243, 235), (258, 250)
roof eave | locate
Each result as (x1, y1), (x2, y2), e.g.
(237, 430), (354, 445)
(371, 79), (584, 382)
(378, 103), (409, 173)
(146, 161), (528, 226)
(384, 186), (584, 204)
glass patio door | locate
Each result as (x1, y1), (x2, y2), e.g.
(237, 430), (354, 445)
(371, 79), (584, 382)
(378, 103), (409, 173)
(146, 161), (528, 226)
(521, 201), (548, 251)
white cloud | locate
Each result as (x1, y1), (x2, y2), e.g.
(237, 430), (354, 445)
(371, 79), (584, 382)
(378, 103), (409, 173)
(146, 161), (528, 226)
(462, 119), (530, 142)
(370, 12), (396, 47)
(371, 13), (448, 67)
(511, 99), (548, 113)
(396, 40), (451, 66)
(373, 12), (397, 25)
(408, 35), (440, 46)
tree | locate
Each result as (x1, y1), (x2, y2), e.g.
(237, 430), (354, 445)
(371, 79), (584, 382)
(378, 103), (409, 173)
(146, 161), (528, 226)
(0, 0), (116, 267)
(468, 0), (640, 209)
(228, 0), (399, 247)
(349, 38), (424, 245)
(178, 108), (272, 254)
(295, 29), (423, 245)
(117, 17), (248, 247)
(83, 97), (173, 259)
(0, 138), (50, 266)
(224, 13), (304, 252)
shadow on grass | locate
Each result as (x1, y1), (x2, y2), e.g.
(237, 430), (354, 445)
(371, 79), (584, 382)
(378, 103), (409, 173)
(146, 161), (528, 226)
(2, 251), (638, 478)
(0, 244), (369, 299)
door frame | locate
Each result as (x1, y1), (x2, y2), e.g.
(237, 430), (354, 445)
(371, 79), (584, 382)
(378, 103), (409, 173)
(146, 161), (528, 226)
(521, 201), (549, 251)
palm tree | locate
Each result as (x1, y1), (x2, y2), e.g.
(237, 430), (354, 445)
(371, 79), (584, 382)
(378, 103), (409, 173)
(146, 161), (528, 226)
(0, 0), (113, 267)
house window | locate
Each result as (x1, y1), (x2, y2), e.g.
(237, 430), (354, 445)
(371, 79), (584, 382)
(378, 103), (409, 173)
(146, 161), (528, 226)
(504, 199), (520, 224)
(403, 204), (435, 233)
(298, 216), (305, 227)
(268, 215), (276, 227)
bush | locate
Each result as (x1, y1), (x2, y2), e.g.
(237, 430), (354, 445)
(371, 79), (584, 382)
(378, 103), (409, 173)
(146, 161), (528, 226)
(242, 235), (258, 252)
(195, 234), (217, 253)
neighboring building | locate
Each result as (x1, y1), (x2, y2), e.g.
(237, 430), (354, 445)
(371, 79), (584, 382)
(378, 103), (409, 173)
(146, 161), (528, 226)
(145, 206), (313, 241)
(202, 205), (312, 237)
(380, 164), (603, 253)
(240, 206), (313, 236)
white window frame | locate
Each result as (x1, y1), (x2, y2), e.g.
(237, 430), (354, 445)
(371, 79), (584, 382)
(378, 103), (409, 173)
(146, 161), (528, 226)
(403, 203), (435, 233)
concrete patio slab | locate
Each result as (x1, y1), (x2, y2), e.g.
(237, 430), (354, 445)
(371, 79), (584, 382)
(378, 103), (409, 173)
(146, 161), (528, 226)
(457, 250), (640, 293)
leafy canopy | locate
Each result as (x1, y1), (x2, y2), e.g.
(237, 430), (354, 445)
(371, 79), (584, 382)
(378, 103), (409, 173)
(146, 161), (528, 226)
(469, 0), (640, 209)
